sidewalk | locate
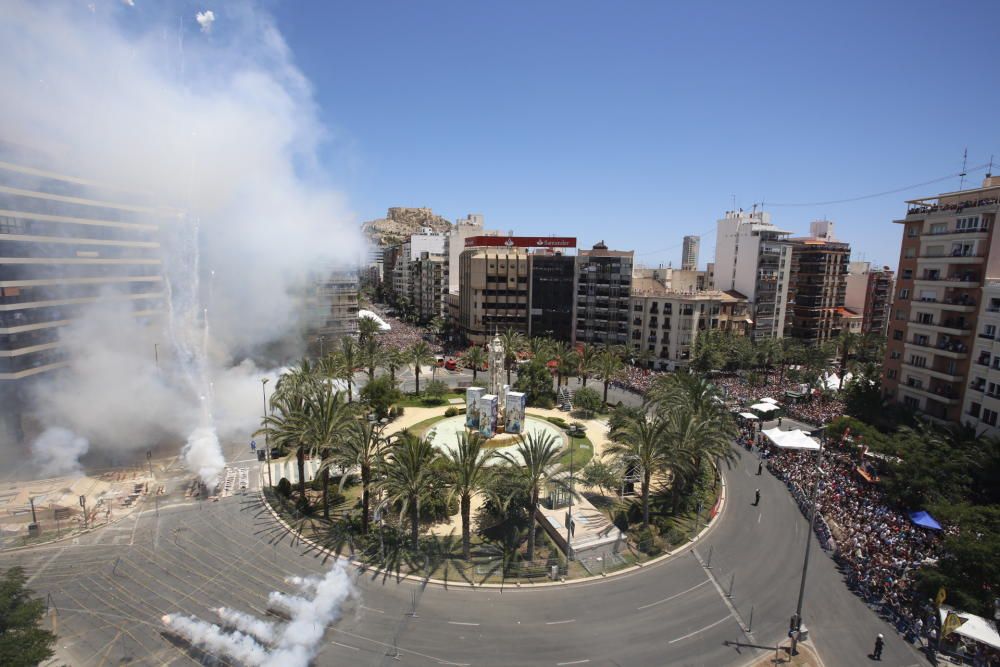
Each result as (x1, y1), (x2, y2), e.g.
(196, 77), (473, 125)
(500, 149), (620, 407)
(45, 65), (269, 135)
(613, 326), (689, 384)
(747, 641), (825, 667)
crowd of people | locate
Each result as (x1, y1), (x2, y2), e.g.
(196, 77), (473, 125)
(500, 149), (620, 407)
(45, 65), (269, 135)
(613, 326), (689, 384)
(367, 307), (443, 353)
(711, 370), (846, 427)
(611, 365), (666, 393)
(763, 440), (943, 642)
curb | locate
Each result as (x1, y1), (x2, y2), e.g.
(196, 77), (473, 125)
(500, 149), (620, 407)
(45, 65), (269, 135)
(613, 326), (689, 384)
(258, 463), (728, 590)
(0, 494), (146, 553)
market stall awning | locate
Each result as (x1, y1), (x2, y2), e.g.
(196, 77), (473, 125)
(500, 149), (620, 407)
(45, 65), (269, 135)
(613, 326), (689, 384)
(760, 397), (779, 404)
(738, 412), (759, 420)
(908, 510), (942, 530)
(763, 427), (820, 450)
(750, 402), (780, 413)
(939, 606), (1000, 650)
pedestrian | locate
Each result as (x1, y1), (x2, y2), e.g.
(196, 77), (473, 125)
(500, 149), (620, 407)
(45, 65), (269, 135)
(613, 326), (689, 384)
(873, 633), (884, 660)
(753, 488), (760, 506)
(778, 416), (783, 426)
(756, 460), (763, 475)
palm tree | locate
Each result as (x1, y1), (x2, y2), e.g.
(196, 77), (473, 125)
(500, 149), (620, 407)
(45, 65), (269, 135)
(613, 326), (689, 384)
(499, 329), (525, 385)
(379, 432), (439, 544)
(607, 413), (676, 530)
(550, 341), (572, 388)
(334, 420), (388, 534)
(256, 363), (319, 500)
(326, 337), (360, 403)
(464, 345), (487, 382)
(835, 330), (860, 390)
(577, 344), (598, 387)
(428, 316), (446, 342)
(528, 336), (555, 363)
(498, 431), (564, 561)
(359, 337), (385, 381)
(302, 388), (355, 520)
(406, 341), (435, 395)
(593, 349), (624, 404)
(442, 432), (496, 559)
(382, 346), (408, 384)
(664, 407), (733, 513)
(647, 372), (724, 420)
(358, 314), (381, 344)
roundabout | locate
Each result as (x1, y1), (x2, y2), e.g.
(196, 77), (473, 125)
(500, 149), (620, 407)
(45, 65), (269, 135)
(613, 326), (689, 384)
(425, 414), (567, 464)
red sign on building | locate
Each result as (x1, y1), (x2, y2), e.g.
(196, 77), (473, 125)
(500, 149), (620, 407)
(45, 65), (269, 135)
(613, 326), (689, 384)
(464, 236), (577, 249)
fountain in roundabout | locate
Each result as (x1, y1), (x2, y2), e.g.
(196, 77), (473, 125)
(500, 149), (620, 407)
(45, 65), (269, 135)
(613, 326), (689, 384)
(426, 333), (566, 464)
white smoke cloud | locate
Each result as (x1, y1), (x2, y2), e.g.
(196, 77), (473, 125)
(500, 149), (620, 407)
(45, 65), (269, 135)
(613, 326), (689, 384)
(164, 561), (355, 666)
(30, 428), (90, 477)
(196, 10), (215, 33)
(122, 0), (135, 7)
(0, 2), (363, 477)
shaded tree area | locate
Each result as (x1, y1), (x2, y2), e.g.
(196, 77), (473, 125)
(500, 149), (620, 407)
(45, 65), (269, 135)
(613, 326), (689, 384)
(0, 567), (56, 667)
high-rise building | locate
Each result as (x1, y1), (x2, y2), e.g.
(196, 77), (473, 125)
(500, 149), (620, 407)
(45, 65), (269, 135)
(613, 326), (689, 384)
(845, 261), (894, 336)
(411, 251), (448, 321)
(681, 235), (700, 271)
(963, 281), (1000, 437)
(528, 252), (576, 341)
(447, 214), (494, 294)
(784, 232), (851, 346)
(713, 210), (792, 340)
(0, 153), (169, 439)
(629, 272), (749, 371)
(391, 231), (446, 308)
(883, 176), (1000, 422)
(303, 270), (359, 354)
(574, 241), (633, 347)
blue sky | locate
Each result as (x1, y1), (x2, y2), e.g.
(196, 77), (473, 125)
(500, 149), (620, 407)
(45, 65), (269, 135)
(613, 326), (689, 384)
(267, 0), (1000, 269)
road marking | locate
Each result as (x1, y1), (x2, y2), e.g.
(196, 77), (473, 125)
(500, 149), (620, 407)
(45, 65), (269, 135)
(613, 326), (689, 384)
(26, 548), (64, 585)
(361, 605), (384, 614)
(332, 641), (359, 651)
(447, 621), (480, 626)
(758, 513), (762, 523)
(692, 548), (753, 640)
(556, 660), (590, 666)
(668, 615), (731, 643)
(545, 619), (575, 625)
(637, 579), (710, 610)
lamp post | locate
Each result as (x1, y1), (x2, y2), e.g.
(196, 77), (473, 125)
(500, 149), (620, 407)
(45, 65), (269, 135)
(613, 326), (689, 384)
(262, 378), (273, 488)
(565, 437), (574, 561)
(790, 434), (826, 655)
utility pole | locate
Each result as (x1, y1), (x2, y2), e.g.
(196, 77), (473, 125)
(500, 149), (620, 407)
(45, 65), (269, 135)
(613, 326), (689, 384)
(565, 440), (574, 562)
(790, 437), (825, 655)
(262, 378), (273, 488)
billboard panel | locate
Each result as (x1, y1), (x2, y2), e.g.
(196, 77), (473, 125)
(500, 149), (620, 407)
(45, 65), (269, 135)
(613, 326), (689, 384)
(505, 391), (527, 434)
(466, 387), (484, 429)
(479, 394), (498, 438)
(464, 236), (576, 249)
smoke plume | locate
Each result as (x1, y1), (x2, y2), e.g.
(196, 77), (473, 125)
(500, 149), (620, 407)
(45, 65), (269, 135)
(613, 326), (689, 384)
(0, 1), (363, 477)
(163, 561), (355, 666)
(30, 428), (90, 478)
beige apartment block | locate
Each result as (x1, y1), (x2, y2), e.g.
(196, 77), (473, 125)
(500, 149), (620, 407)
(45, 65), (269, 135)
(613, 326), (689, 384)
(458, 247), (530, 344)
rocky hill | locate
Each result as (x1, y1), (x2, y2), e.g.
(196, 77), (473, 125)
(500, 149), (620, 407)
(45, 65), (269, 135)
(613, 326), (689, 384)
(362, 207), (452, 246)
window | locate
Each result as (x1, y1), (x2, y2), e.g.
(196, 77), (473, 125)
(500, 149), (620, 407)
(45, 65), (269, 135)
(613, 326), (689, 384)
(907, 225), (920, 237)
(899, 288), (910, 300)
(914, 334), (929, 345)
(893, 329), (903, 340)
(916, 313), (933, 324)
(902, 269), (913, 279)
(926, 245), (944, 257)
(887, 369), (897, 379)
(957, 216), (983, 231)
(983, 409), (998, 427)
(908, 355), (927, 367)
(919, 290), (936, 302)
(984, 324), (996, 338)
(904, 247), (915, 258)
(905, 376), (923, 389)
(903, 395), (919, 409)
(895, 309), (907, 321)
(930, 222), (947, 234)
(889, 350), (901, 360)
(969, 402), (981, 419)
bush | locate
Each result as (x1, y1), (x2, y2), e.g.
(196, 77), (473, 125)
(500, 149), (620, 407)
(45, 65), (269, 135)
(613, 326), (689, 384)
(545, 416), (568, 429)
(295, 496), (313, 516)
(361, 375), (402, 419)
(445, 406), (459, 417)
(276, 477), (292, 498)
(634, 527), (661, 556)
(572, 386), (603, 415)
(424, 380), (449, 401)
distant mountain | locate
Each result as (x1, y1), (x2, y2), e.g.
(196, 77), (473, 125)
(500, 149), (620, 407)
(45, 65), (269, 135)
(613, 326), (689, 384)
(362, 207), (451, 246)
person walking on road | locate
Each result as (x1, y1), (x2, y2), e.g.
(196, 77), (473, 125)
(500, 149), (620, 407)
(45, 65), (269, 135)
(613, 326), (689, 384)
(873, 633), (884, 660)
(753, 488), (760, 506)
(756, 460), (763, 475)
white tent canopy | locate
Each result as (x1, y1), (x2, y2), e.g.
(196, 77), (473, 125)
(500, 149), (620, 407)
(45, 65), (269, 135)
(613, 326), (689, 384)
(738, 412), (759, 420)
(760, 397), (779, 404)
(750, 402), (780, 413)
(358, 309), (391, 331)
(939, 606), (1000, 650)
(822, 372), (853, 391)
(763, 427), (821, 450)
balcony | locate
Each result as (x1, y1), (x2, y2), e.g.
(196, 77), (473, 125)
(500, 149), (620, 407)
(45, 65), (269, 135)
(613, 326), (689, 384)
(901, 362), (964, 382)
(912, 297), (977, 313)
(899, 382), (962, 405)
(914, 274), (981, 289)
(908, 318), (971, 336)
(904, 340), (968, 359)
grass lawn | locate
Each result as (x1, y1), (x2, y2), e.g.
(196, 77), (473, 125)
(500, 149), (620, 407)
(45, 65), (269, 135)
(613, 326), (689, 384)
(558, 434), (594, 469)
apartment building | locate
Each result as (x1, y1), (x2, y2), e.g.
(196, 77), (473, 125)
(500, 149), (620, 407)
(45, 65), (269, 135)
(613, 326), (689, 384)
(447, 214), (497, 294)
(457, 246), (531, 344)
(713, 210), (792, 340)
(963, 281), (1000, 437)
(411, 251), (448, 321)
(784, 233), (851, 346)
(303, 270), (359, 353)
(575, 241), (633, 347)
(391, 231), (446, 307)
(681, 235), (700, 271)
(883, 176), (1000, 422)
(527, 252), (576, 341)
(0, 153), (169, 439)
(845, 261), (894, 336)
(629, 274), (749, 371)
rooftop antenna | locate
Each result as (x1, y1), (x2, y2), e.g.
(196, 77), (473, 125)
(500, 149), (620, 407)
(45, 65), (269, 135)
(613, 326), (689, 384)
(959, 147), (968, 190)
(987, 154), (994, 179)
(731, 194), (736, 213)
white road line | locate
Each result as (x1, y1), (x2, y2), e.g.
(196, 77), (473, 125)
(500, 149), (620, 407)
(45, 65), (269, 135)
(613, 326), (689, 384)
(332, 641), (359, 651)
(758, 513), (762, 523)
(26, 548), (63, 585)
(636, 579), (711, 610)
(360, 605), (384, 614)
(545, 619), (575, 625)
(556, 660), (590, 666)
(447, 621), (480, 626)
(668, 615), (731, 644)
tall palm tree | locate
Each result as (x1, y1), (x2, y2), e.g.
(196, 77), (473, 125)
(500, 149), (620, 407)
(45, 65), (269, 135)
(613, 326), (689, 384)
(358, 315), (381, 344)
(499, 329), (525, 385)
(442, 432), (496, 559)
(379, 432), (439, 544)
(498, 431), (564, 561)
(647, 372), (724, 420)
(664, 407), (732, 513)
(382, 346), (407, 384)
(406, 341), (435, 395)
(359, 337), (385, 381)
(256, 363), (319, 500)
(302, 389), (355, 520)
(836, 330), (860, 390)
(528, 336), (555, 363)
(607, 413), (676, 530)
(550, 340), (573, 388)
(334, 419), (388, 534)
(593, 349), (624, 404)
(464, 345), (487, 383)
(577, 344), (598, 387)
(326, 337), (360, 403)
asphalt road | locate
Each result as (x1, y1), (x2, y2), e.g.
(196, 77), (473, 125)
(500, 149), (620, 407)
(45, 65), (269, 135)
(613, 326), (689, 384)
(0, 426), (929, 667)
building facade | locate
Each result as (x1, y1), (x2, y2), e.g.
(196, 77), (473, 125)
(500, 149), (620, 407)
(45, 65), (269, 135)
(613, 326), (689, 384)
(303, 270), (359, 353)
(457, 247), (531, 344)
(883, 177), (1000, 422)
(575, 241), (633, 347)
(411, 251), (448, 321)
(845, 261), (894, 336)
(527, 252), (576, 341)
(713, 210), (792, 340)
(784, 235), (851, 346)
(962, 281), (1000, 437)
(681, 235), (700, 271)
(629, 274), (749, 371)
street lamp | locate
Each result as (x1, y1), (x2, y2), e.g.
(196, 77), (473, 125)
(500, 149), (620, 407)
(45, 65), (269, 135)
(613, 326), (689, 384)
(790, 433), (826, 655)
(262, 378), (273, 488)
